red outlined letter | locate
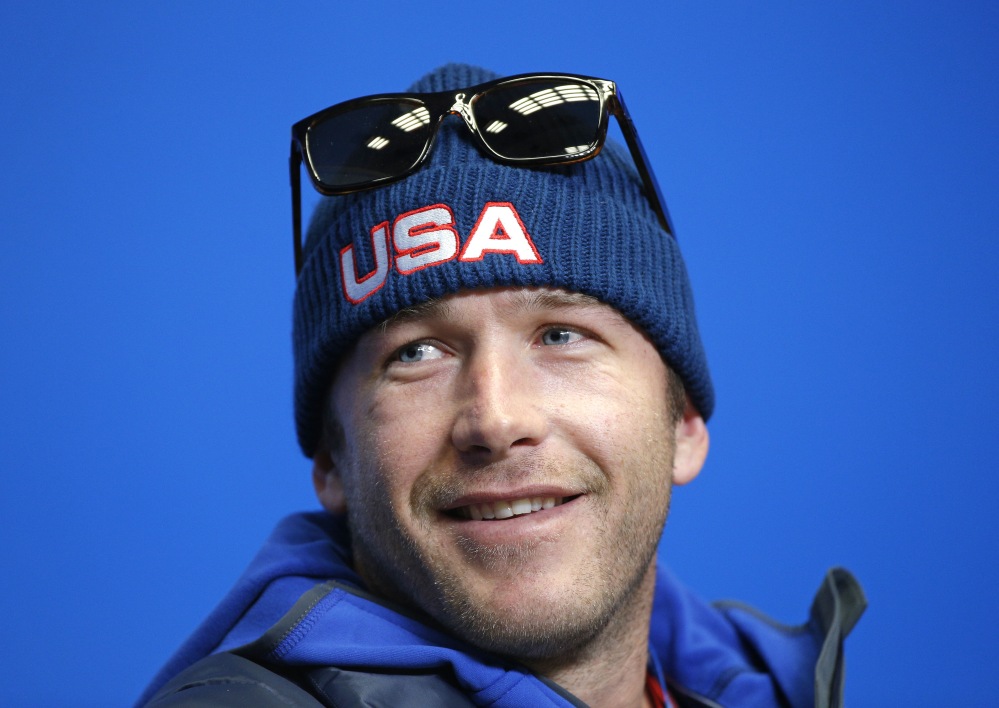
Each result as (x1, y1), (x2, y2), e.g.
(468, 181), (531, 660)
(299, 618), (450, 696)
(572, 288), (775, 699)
(339, 222), (391, 304)
(459, 202), (543, 264)
(393, 204), (460, 275)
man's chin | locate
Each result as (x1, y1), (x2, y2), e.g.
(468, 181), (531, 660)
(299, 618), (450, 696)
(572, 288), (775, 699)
(448, 612), (606, 663)
(432, 582), (615, 662)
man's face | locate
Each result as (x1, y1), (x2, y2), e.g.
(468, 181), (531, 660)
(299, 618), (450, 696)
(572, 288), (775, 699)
(314, 287), (705, 660)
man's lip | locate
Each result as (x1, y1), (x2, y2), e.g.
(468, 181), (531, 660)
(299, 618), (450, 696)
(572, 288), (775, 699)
(442, 486), (584, 511)
(439, 494), (587, 542)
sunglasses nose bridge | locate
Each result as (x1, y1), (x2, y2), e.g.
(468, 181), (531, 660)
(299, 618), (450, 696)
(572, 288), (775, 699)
(447, 91), (478, 133)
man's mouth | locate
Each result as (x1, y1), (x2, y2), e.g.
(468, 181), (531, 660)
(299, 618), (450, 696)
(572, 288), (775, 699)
(447, 495), (581, 521)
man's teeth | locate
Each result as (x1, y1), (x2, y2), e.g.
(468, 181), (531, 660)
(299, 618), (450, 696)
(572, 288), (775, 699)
(464, 497), (561, 521)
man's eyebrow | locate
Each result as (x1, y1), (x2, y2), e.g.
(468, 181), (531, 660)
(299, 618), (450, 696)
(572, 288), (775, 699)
(512, 290), (605, 313)
(376, 290), (606, 333)
(377, 297), (454, 331)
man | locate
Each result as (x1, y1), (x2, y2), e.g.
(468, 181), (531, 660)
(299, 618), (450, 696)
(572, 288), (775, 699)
(140, 64), (864, 707)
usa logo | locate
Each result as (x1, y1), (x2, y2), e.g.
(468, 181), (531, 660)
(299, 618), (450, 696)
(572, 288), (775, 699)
(340, 202), (543, 304)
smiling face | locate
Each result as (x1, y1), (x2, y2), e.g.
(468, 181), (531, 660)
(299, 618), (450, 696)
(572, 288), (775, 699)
(313, 287), (707, 662)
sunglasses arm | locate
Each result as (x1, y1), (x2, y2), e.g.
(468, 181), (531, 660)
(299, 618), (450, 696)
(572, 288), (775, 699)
(290, 144), (304, 276)
(610, 91), (676, 238)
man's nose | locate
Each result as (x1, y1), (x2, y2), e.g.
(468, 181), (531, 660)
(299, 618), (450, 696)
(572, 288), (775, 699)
(450, 350), (549, 461)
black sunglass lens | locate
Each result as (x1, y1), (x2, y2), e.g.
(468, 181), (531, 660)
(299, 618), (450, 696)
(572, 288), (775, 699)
(473, 79), (602, 160)
(306, 100), (433, 189)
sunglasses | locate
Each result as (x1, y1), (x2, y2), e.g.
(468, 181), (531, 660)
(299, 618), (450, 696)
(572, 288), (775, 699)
(290, 72), (674, 275)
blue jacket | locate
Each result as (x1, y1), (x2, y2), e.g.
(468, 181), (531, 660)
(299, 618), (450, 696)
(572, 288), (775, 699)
(139, 512), (864, 707)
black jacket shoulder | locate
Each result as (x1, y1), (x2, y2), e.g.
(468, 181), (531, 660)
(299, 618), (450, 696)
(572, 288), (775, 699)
(144, 651), (475, 707)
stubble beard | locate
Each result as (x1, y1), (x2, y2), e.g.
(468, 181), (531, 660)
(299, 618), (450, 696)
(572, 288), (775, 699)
(343, 439), (674, 666)
(435, 492), (669, 665)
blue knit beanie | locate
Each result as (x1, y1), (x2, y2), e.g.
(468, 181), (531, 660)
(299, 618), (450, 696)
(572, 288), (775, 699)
(292, 63), (713, 456)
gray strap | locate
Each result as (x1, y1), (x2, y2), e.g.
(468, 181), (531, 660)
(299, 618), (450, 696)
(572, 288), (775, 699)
(811, 568), (867, 708)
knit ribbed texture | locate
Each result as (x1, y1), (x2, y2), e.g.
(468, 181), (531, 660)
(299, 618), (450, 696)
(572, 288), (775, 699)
(292, 64), (713, 456)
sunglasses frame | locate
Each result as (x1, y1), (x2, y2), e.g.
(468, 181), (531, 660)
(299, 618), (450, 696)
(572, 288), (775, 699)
(290, 73), (674, 275)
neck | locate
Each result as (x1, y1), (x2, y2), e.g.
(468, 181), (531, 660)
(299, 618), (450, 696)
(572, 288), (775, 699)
(525, 562), (658, 708)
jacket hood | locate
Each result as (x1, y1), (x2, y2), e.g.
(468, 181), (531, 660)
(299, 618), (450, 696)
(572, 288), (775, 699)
(139, 512), (863, 707)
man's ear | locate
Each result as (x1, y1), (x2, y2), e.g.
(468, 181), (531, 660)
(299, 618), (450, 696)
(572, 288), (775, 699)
(672, 396), (709, 486)
(312, 450), (347, 514)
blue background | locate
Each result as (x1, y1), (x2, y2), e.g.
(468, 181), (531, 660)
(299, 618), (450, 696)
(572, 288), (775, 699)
(2, 2), (996, 705)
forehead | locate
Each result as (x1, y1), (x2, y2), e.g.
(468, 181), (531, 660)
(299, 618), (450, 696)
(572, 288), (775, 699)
(377, 287), (613, 331)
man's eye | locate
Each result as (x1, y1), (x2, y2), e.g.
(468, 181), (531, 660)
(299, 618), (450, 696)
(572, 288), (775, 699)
(540, 327), (583, 346)
(396, 342), (444, 363)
